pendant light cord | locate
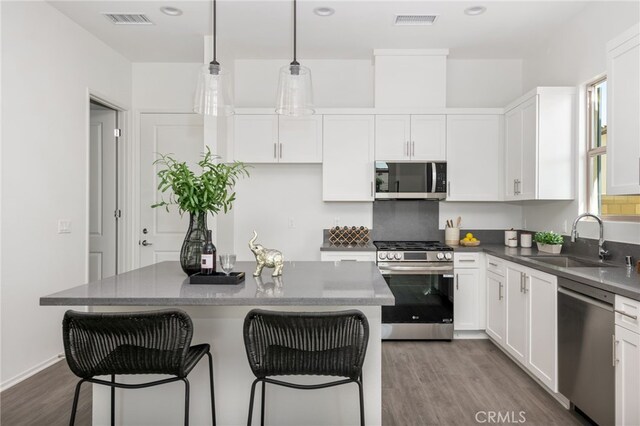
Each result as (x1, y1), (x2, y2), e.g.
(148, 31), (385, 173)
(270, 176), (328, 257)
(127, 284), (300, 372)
(212, 0), (218, 64)
(293, 0), (297, 63)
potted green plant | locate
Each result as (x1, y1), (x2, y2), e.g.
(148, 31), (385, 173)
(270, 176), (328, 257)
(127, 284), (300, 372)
(152, 147), (249, 275)
(534, 231), (564, 254)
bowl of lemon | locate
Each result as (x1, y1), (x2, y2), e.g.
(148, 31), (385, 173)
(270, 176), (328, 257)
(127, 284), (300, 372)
(460, 232), (480, 247)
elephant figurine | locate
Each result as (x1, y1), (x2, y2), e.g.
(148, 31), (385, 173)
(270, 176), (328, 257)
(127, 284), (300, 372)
(248, 231), (284, 277)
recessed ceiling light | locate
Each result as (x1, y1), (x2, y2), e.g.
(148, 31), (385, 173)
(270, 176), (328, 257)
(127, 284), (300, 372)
(160, 6), (183, 16)
(314, 7), (335, 17)
(464, 6), (487, 16)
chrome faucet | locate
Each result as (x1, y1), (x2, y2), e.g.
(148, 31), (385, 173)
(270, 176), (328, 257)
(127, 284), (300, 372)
(571, 213), (609, 260)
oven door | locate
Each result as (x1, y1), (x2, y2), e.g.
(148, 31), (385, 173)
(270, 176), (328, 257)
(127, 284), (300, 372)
(379, 263), (454, 326)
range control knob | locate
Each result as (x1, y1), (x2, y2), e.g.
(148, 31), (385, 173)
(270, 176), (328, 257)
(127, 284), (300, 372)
(378, 252), (387, 260)
(394, 252), (402, 260)
(436, 252), (445, 260)
(444, 252), (453, 260)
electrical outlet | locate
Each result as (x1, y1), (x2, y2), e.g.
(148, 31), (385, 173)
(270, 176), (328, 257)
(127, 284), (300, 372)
(288, 217), (295, 229)
(58, 220), (72, 234)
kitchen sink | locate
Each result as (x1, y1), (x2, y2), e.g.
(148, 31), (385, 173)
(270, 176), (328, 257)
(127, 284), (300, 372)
(527, 255), (610, 268)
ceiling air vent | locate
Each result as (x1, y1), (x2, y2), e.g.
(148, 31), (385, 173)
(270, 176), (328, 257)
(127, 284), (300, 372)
(103, 13), (154, 25)
(394, 15), (439, 26)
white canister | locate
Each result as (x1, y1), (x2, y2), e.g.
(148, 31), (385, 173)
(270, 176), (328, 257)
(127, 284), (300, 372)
(507, 238), (518, 248)
(505, 230), (518, 246)
(445, 228), (460, 246)
(520, 233), (532, 248)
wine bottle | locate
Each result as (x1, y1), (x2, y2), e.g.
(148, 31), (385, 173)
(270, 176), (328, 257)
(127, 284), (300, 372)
(201, 230), (216, 275)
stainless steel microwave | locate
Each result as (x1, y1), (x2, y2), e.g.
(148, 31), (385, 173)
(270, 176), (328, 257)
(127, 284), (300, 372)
(375, 162), (447, 200)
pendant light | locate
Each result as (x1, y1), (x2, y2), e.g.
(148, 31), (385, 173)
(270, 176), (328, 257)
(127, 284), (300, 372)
(275, 0), (315, 116)
(194, 0), (233, 116)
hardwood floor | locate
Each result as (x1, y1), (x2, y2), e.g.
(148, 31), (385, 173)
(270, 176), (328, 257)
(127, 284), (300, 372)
(382, 340), (584, 426)
(2, 340), (584, 426)
(1, 360), (91, 426)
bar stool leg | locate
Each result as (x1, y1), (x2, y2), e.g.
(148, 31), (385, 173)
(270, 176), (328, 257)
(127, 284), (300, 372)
(260, 381), (266, 426)
(206, 351), (216, 426)
(182, 378), (190, 426)
(111, 374), (116, 426)
(357, 378), (365, 426)
(247, 378), (260, 426)
(69, 379), (85, 426)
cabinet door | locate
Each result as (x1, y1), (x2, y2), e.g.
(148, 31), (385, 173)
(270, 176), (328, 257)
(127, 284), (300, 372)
(446, 115), (503, 201)
(520, 96), (538, 200)
(278, 115), (323, 163)
(454, 269), (480, 330)
(234, 115), (278, 163)
(505, 264), (527, 364)
(615, 325), (640, 426)
(486, 271), (505, 345)
(323, 115), (375, 201)
(607, 26), (640, 195)
(320, 251), (377, 262)
(375, 115), (411, 161)
(526, 270), (558, 392)
(504, 107), (522, 200)
(411, 115), (446, 161)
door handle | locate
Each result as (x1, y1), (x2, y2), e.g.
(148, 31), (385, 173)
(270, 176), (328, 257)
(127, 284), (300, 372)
(498, 283), (503, 300)
(406, 141), (409, 157)
(279, 143), (283, 159)
(370, 181), (374, 197)
(274, 143), (277, 159)
(140, 240), (153, 246)
(412, 141), (415, 157)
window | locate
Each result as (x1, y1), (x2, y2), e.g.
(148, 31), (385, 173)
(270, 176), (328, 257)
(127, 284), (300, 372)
(587, 78), (640, 220)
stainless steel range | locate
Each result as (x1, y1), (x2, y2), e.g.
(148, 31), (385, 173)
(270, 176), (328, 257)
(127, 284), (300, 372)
(375, 241), (454, 340)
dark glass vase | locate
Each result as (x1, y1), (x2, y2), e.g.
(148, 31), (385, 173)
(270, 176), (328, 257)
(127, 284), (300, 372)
(180, 212), (211, 276)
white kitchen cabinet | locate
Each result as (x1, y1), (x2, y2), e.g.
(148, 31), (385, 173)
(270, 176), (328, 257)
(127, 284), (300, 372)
(453, 253), (485, 331)
(323, 115), (375, 201)
(498, 260), (558, 392)
(320, 251), (377, 262)
(607, 24), (640, 195)
(446, 115), (503, 201)
(504, 87), (575, 201)
(615, 325), (640, 426)
(486, 270), (505, 344)
(233, 114), (322, 163)
(375, 115), (446, 161)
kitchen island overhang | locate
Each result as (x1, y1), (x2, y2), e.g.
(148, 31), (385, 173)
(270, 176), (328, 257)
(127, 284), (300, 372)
(41, 261), (394, 426)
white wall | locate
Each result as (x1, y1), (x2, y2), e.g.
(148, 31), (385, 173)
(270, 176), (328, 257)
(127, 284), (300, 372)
(447, 59), (522, 107)
(1, 1), (132, 389)
(521, 2), (640, 244)
(132, 63), (202, 111)
(231, 165), (372, 261)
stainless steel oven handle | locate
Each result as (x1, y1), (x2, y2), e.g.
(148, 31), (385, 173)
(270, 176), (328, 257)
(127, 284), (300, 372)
(379, 266), (454, 274)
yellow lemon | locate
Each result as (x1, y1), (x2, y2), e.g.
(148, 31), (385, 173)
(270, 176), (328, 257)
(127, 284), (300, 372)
(466, 233), (473, 239)
(471, 237), (478, 242)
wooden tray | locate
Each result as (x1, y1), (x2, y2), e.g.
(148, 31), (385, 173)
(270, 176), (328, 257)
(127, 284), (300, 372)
(459, 240), (481, 247)
(189, 272), (245, 285)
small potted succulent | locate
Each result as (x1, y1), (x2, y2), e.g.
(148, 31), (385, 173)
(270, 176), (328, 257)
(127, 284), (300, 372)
(534, 231), (564, 254)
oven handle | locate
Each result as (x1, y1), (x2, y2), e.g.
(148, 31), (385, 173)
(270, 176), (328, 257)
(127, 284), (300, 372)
(379, 265), (454, 275)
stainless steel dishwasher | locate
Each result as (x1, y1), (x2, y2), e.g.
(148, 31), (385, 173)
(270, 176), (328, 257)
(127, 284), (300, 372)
(558, 277), (615, 426)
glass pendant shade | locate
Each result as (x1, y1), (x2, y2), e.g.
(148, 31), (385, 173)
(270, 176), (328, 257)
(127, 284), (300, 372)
(194, 63), (234, 116)
(275, 63), (315, 116)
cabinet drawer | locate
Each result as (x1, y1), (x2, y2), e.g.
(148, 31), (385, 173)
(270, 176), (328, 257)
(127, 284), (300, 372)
(616, 295), (640, 333)
(486, 256), (505, 276)
(320, 251), (376, 262)
(454, 253), (480, 268)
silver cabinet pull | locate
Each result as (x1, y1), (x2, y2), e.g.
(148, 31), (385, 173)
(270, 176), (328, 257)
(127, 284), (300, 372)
(513, 179), (516, 195)
(459, 259), (475, 263)
(612, 334), (617, 367)
(498, 282), (503, 300)
(456, 274), (459, 290)
(520, 272), (525, 293)
(489, 262), (498, 267)
(370, 181), (374, 197)
(140, 240), (153, 246)
(524, 274), (529, 294)
(274, 143), (277, 159)
(412, 141), (415, 156)
(447, 181), (451, 196)
(615, 309), (638, 320)
(280, 143), (283, 159)
(406, 141), (409, 157)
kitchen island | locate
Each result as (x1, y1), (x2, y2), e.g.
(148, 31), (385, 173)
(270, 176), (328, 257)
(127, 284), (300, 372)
(41, 261), (394, 426)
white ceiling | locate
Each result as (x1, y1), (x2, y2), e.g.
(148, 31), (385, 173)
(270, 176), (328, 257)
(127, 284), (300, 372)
(49, 0), (595, 62)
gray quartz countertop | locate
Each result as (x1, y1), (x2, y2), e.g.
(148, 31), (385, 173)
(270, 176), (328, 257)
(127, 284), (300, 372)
(456, 244), (640, 301)
(40, 261), (395, 307)
(320, 242), (377, 252)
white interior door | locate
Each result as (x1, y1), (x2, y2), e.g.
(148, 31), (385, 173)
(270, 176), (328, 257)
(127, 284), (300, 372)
(139, 113), (204, 267)
(89, 106), (117, 281)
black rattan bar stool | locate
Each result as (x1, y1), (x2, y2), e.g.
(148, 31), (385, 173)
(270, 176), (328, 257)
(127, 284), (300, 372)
(243, 309), (369, 426)
(62, 309), (216, 426)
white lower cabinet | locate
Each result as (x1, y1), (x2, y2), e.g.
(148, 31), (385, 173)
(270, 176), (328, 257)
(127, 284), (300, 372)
(320, 251), (377, 262)
(486, 257), (558, 392)
(453, 253), (485, 331)
(615, 295), (640, 426)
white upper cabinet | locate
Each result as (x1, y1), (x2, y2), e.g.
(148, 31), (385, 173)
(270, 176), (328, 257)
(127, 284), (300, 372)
(233, 114), (322, 164)
(323, 115), (375, 201)
(607, 24), (640, 195)
(446, 115), (503, 201)
(504, 87), (575, 201)
(375, 115), (446, 161)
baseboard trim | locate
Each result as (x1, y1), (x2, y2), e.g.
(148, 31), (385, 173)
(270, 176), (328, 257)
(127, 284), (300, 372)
(0, 353), (65, 392)
(486, 337), (570, 409)
(454, 330), (489, 339)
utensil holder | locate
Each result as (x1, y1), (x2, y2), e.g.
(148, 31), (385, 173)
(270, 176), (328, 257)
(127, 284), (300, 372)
(505, 230), (518, 246)
(445, 228), (460, 246)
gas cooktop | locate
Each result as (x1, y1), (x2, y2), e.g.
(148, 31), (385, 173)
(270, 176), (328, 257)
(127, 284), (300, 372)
(373, 241), (453, 252)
